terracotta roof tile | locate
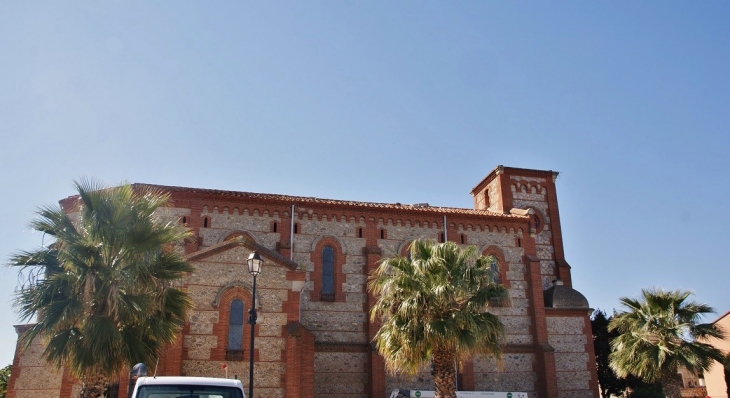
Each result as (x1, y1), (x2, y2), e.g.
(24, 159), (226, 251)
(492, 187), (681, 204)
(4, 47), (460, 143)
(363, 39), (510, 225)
(133, 183), (529, 220)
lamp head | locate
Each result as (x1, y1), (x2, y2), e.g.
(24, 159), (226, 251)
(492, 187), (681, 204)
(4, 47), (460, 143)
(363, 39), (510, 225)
(247, 251), (263, 276)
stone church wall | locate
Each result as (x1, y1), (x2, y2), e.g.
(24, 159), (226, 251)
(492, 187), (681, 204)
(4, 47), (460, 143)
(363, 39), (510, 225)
(7, 166), (599, 398)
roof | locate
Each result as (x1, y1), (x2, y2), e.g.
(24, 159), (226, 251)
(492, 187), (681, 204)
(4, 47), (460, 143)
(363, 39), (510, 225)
(128, 183), (529, 220)
(712, 310), (730, 325)
(134, 376), (244, 388)
(543, 283), (590, 309)
(186, 235), (299, 270)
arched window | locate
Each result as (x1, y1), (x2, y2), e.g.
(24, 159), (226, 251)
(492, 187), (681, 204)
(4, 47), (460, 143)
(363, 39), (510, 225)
(486, 255), (500, 284)
(321, 245), (335, 301)
(528, 208), (545, 234)
(399, 241), (413, 261)
(227, 299), (244, 360)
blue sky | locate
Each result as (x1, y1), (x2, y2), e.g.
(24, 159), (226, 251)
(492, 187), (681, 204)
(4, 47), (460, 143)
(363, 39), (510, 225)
(1, 2), (729, 367)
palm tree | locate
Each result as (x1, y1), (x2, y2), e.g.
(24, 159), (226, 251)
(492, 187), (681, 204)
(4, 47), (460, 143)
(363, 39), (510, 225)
(608, 289), (725, 398)
(10, 180), (194, 398)
(369, 239), (508, 398)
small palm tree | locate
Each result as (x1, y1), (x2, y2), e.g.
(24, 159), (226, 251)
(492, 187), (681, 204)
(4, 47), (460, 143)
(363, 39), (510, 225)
(369, 239), (508, 398)
(608, 289), (725, 398)
(10, 180), (194, 398)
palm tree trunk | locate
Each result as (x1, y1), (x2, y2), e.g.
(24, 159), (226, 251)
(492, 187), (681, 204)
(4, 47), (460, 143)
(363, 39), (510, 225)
(660, 373), (683, 398)
(79, 373), (111, 398)
(433, 346), (456, 398)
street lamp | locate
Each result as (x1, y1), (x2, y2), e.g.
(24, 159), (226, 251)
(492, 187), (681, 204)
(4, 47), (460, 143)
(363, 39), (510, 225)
(247, 251), (263, 398)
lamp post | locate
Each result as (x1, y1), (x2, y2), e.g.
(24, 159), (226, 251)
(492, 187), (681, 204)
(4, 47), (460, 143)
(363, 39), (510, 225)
(247, 251), (263, 398)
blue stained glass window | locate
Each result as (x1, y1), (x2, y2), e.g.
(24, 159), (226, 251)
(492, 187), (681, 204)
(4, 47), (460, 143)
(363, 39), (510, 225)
(322, 246), (335, 295)
(487, 256), (500, 283)
(228, 299), (244, 351)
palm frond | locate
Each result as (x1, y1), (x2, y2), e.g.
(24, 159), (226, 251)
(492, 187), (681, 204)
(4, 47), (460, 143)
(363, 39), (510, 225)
(10, 180), (195, 380)
(609, 288), (722, 384)
(369, 239), (507, 377)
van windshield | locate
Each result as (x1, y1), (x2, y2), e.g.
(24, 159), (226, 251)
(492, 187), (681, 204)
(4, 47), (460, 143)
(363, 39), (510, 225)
(136, 385), (244, 398)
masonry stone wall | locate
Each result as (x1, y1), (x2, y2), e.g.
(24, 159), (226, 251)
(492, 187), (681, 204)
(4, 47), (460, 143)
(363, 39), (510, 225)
(200, 208), (282, 250)
(181, 245), (298, 398)
(474, 353), (537, 393)
(385, 366), (434, 395)
(314, 351), (369, 398)
(293, 212), (375, 397)
(547, 316), (594, 398)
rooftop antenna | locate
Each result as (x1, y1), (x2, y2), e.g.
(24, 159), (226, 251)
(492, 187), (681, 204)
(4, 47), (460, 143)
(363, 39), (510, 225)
(153, 358), (159, 378)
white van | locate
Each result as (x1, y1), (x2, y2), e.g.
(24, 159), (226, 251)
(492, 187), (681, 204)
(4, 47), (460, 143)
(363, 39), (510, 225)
(131, 376), (245, 398)
(389, 389), (528, 398)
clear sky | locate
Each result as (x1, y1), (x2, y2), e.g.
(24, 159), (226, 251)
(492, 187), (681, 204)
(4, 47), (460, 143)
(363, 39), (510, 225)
(1, 2), (729, 367)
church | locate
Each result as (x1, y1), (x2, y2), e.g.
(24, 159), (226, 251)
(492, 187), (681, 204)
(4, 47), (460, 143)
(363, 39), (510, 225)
(8, 165), (598, 398)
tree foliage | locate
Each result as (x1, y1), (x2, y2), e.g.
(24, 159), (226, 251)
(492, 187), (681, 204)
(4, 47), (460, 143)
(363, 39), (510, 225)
(0, 364), (10, 398)
(591, 309), (627, 398)
(592, 309), (665, 398)
(624, 376), (664, 398)
(369, 239), (508, 398)
(609, 288), (725, 396)
(9, 180), (194, 396)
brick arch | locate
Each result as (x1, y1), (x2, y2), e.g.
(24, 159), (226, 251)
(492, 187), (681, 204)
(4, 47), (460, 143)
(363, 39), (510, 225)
(398, 240), (414, 257)
(209, 285), (256, 362)
(309, 234), (348, 255)
(310, 236), (346, 302)
(480, 245), (510, 289)
(212, 280), (261, 309)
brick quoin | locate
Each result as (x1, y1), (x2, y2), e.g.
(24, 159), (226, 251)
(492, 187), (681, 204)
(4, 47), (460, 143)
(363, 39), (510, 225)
(10, 166), (597, 398)
(6, 328), (23, 398)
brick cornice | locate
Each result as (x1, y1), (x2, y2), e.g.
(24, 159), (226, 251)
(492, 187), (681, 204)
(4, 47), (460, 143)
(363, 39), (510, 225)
(134, 183), (529, 222)
(13, 324), (33, 334)
(470, 166), (558, 196)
